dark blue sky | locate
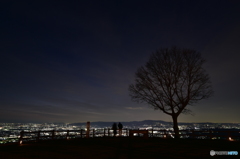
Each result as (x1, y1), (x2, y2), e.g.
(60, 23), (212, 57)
(1, 0), (240, 123)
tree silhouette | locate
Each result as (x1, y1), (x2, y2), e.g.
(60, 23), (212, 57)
(129, 47), (213, 139)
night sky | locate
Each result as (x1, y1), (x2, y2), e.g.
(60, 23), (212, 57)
(1, 0), (240, 123)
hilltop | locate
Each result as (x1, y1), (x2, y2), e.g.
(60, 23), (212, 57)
(0, 137), (239, 159)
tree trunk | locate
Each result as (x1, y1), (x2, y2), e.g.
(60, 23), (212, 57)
(172, 115), (180, 139)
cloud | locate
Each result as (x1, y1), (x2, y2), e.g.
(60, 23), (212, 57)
(125, 107), (143, 110)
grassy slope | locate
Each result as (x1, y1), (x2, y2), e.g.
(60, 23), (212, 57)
(0, 138), (239, 159)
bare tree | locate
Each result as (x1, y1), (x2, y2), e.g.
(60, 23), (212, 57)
(129, 47), (213, 139)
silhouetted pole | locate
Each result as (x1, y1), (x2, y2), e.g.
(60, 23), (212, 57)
(37, 131), (40, 142)
(52, 130), (55, 140)
(18, 130), (24, 145)
(86, 121), (90, 138)
(108, 128), (110, 136)
(164, 130), (167, 138)
(228, 131), (230, 140)
(209, 130), (212, 139)
(191, 129), (195, 139)
(66, 130), (69, 140)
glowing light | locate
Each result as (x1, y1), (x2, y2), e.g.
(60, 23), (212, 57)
(229, 137), (234, 141)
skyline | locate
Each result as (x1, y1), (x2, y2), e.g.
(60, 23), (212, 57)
(1, 0), (240, 123)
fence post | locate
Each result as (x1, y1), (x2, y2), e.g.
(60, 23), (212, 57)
(209, 130), (212, 139)
(108, 128), (110, 136)
(93, 129), (95, 138)
(228, 131), (230, 140)
(104, 128), (106, 137)
(18, 130), (24, 145)
(152, 128), (154, 137)
(191, 129), (195, 139)
(81, 129), (83, 138)
(37, 131), (40, 142)
(86, 121), (90, 138)
(164, 129), (167, 138)
(52, 130), (55, 140)
(66, 130), (69, 140)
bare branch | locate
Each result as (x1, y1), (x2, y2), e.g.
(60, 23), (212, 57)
(129, 46), (213, 139)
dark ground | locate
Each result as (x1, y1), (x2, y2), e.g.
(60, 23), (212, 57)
(0, 137), (239, 159)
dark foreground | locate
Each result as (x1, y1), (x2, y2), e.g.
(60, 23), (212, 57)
(0, 137), (239, 159)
